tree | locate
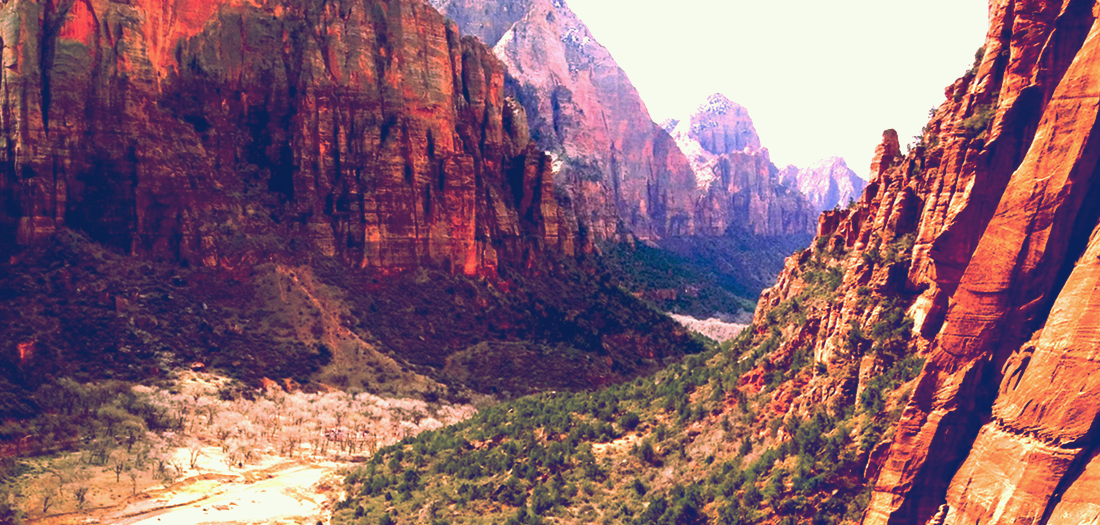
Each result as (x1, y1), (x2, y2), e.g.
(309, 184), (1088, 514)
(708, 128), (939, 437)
(186, 437), (204, 470)
(112, 456), (128, 484)
(72, 483), (91, 510)
(127, 468), (141, 495)
(118, 419), (147, 453)
(28, 477), (59, 517)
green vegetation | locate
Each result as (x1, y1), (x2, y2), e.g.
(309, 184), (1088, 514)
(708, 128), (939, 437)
(1, 231), (704, 419)
(316, 255), (704, 398)
(1, 374), (473, 521)
(0, 231), (331, 417)
(601, 228), (813, 317)
(330, 226), (926, 524)
(334, 243), (923, 524)
(333, 326), (912, 524)
(961, 104), (994, 139)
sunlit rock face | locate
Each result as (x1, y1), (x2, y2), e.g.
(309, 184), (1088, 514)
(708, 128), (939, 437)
(750, 1), (1100, 524)
(432, 0), (698, 242)
(0, 0), (573, 276)
(667, 94), (815, 236)
(778, 157), (866, 212)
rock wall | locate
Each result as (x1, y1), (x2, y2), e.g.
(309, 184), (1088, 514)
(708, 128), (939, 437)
(434, 1), (820, 242)
(433, 0), (697, 242)
(750, 1), (1100, 524)
(668, 94), (816, 236)
(0, 0), (572, 276)
(778, 156), (866, 212)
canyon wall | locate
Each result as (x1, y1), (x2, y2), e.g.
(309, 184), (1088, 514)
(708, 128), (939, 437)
(749, 1), (1100, 523)
(432, 0), (698, 242)
(667, 94), (816, 237)
(433, 0), (815, 241)
(0, 0), (572, 276)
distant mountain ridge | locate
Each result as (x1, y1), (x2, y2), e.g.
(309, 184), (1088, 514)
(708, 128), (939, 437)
(779, 157), (866, 211)
(666, 94), (815, 237)
(432, 0), (818, 240)
(432, 0), (699, 242)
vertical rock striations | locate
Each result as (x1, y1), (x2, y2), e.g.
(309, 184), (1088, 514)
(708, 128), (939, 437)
(669, 94), (816, 236)
(433, 0), (698, 242)
(778, 156), (867, 212)
(0, 0), (573, 276)
(866, 3), (1100, 524)
(749, 1), (1100, 524)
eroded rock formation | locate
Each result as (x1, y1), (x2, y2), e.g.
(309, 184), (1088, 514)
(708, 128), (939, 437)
(749, 1), (1100, 524)
(432, 0), (697, 242)
(780, 156), (867, 212)
(0, 0), (572, 276)
(669, 94), (816, 236)
(434, 1), (822, 243)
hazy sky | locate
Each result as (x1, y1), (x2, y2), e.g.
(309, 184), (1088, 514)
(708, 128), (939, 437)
(564, 0), (990, 176)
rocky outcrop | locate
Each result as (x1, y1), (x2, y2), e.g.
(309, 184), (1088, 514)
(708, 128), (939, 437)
(667, 94), (761, 171)
(779, 157), (866, 211)
(692, 149), (815, 236)
(669, 94), (815, 236)
(749, 1), (1100, 524)
(0, 0), (572, 276)
(432, 0), (697, 242)
(434, 2), (820, 243)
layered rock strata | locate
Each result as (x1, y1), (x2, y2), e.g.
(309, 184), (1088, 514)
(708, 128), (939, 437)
(669, 94), (816, 236)
(0, 0), (572, 276)
(432, 0), (698, 241)
(750, 1), (1100, 524)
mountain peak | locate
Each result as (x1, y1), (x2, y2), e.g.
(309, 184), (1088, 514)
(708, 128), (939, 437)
(780, 156), (866, 211)
(698, 93), (737, 116)
(678, 94), (761, 156)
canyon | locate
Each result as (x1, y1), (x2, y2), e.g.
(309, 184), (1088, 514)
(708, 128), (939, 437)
(4, 0), (1100, 524)
(432, 0), (816, 241)
(0, 0), (705, 410)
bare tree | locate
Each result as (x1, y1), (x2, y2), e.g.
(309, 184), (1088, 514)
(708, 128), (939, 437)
(112, 456), (128, 484)
(72, 484), (90, 510)
(127, 468), (141, 495)
(186, 437), (204, 470)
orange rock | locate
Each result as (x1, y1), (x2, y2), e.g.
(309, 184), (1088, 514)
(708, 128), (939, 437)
(0, 0), (571, 276)
(868, 130), (900, 182)
(750, 2), (1100, 524)
(865, 7), (1100, 524)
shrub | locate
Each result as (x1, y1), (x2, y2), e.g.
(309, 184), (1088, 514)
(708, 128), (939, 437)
(618, 412), (641, 431)
(961, 105), (994, 138)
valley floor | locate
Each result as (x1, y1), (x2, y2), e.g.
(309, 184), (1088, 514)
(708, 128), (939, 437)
(10, 372), (476, 525)
(35, 451), (342, 525)
(669, 314), (749, 343)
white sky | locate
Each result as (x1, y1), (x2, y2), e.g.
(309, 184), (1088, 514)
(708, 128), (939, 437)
(564, 0), (990, 177)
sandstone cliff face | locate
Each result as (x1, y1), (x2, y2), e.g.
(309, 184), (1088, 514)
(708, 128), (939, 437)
(0, 0), (571, 276)
(779, 156), (866, 212)
(432, 0), (697, 242)
(747, 1), (1100, 524)
(668, 94), (816, 236)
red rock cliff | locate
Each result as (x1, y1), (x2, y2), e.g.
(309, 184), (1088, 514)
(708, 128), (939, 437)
(433, 0), (698, 242)
(750, 1), (1100, 524)
(0, 0), (572, 275)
